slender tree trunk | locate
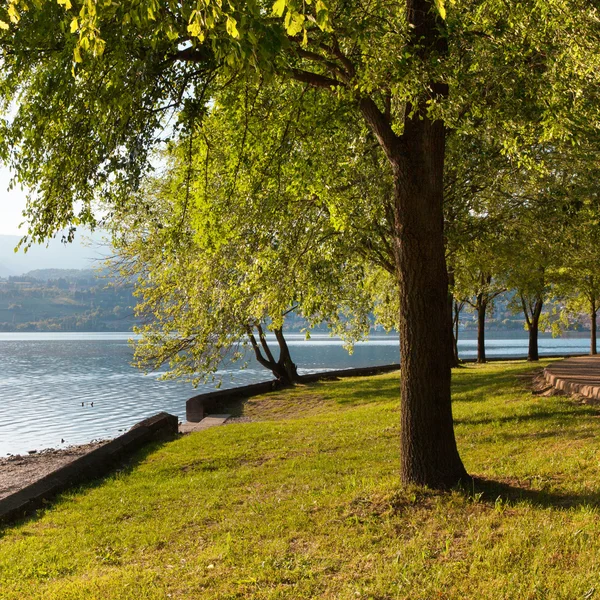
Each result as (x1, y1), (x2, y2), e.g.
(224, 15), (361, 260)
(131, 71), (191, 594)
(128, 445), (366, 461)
(528, 321), (539, 362)
(477, 296), (487, 363)
(591, 302), (597, 356)
(447, 267), (459, 368)
(274, 327), (300, 383)
(246, 325), (299, 385)
(527, 299), (543, 362)
(453, 300), (461, 366)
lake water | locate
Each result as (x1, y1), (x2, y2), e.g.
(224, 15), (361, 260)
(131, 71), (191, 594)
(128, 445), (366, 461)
(0, 331), (592, 456)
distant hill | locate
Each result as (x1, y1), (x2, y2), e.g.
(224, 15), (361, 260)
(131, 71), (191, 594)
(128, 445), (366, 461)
(0, 262), (15, 278)
(0, 267), (137, 332)
(23, 268), (101, 282)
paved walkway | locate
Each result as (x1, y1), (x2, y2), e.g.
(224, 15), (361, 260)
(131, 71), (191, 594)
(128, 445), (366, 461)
(544, 357), (600, 400)
(179, 415), (231, 434)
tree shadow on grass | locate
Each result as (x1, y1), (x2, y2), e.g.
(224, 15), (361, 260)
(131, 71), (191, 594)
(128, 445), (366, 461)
(324, 377), (400, 406)
(454, 405), (600, 428)
(466, 476), (600, 510)
(451, 364), (542, 401)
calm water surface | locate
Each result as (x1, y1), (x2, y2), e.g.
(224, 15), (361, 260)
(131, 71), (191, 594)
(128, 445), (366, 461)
(0, 331), (591, 456)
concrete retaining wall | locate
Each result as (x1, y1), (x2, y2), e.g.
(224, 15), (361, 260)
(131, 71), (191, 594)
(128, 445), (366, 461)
(0, 412), (178, 526)
(186, 380), (286, 422)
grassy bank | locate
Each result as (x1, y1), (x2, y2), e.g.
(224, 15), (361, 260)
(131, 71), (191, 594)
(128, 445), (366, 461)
(2, 361), (600, 599)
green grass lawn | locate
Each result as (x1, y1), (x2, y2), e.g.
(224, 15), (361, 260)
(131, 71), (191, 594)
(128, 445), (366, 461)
(3, 361), (600, 599)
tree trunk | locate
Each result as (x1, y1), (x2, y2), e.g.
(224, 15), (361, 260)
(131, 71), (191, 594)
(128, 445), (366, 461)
(274, 328), (300, 383)
(453, 300), (461, 366)
(528, 321), (539, 362)
(246, 325), (299, 385)
(477, 296), (487, 363)
(447, 267), (459, 368)
(527, 298), (543, 362)
(591, 302), (597, 356)
(388, 109), (466, 489)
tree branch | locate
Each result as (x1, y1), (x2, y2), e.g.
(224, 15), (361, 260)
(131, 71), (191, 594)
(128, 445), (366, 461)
(256, 323), (277, 365)
(290, 68), (342, 89)
(359, 97), (399, 160)
(294, 47), (349, 82)
(172, 46), (214, 65)
(246, 326), (274, 370)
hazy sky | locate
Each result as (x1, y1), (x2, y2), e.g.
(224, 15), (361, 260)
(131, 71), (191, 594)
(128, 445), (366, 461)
(0, 166), (27, 235)
(0, 166), (107, 274)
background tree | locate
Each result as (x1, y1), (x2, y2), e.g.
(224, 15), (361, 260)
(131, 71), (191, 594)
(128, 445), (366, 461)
(554, 209), (600, 356)
(444, 132), (519, 365)
(499, 164), (571, 362)
(453, 232), (507, 364)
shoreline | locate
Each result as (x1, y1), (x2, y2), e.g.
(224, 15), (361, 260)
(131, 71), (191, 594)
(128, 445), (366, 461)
(1, 353), (589, 458)
(0, 441), (108, 501)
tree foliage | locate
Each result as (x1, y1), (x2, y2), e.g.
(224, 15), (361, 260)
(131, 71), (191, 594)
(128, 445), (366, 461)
(111, 80), (375, 385)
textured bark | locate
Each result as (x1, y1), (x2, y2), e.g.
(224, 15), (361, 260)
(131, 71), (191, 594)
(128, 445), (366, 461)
(296, 0), (467, 487)
(378, 0), (465, 488)
(389, 125), (466, 486)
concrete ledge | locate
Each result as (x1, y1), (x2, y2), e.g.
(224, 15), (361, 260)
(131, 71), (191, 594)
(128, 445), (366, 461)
(462, 353), (587, 364)
(180, 415), (231, 434)
(186, 381), (286, 422)
(0, 412), (178, 526)
(299, 363), (400, 383)
(544, 356), (600, 400)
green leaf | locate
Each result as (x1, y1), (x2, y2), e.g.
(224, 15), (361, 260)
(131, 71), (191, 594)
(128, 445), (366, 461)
(288, 12), (304, 36)
(315, 0), (330, 31)
(434, 0), (446, 20)
(226, 15), (239, 38)
(272, 0), (286, 17)
(284, 10), (304, 36)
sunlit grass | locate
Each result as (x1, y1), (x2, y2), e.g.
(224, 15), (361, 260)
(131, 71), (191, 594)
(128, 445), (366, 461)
(2, 360), (600, 599)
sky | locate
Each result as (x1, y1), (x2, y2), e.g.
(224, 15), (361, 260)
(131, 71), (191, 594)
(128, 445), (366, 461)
(0, 166), (27, 235)
(0, 165), (105, 274)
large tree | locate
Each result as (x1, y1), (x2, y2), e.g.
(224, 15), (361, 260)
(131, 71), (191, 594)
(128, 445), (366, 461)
(2, 0), (599, 487)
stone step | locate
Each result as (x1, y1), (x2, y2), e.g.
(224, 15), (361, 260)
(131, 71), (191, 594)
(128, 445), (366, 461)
(179, 415), (231, 434)
(544, 357), (600, 400)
